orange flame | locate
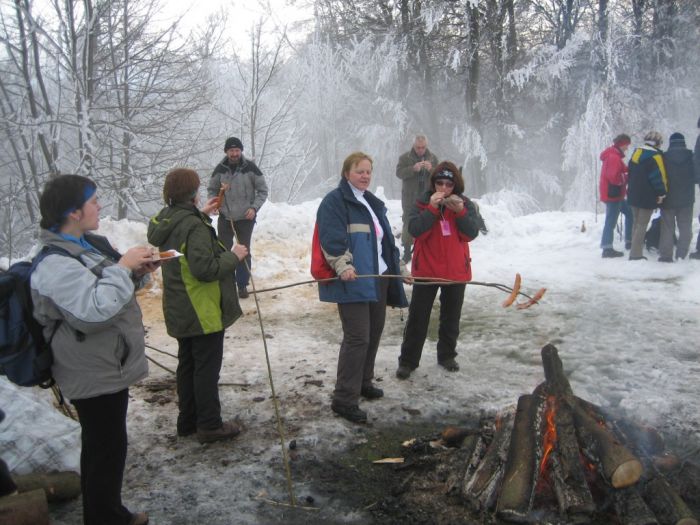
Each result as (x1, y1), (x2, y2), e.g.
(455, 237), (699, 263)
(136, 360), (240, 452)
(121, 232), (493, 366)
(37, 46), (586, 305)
(539, 396), (558, 475)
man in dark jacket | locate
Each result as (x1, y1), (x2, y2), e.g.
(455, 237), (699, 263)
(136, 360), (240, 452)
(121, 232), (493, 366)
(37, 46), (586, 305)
(208, 137), (268, 298)
(659, 133), (695, 261)
(395, 135), (438, 264)
(690, 117), (700, 260)
(627, 131), (668, 260)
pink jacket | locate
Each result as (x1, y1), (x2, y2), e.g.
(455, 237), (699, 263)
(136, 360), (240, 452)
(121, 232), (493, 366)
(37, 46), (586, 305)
(599, 145), (628, 202)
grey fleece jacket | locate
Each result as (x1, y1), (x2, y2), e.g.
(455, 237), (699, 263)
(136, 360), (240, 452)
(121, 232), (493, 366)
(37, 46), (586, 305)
(30, 230), (148, 400)
(208, 156), (268, 221)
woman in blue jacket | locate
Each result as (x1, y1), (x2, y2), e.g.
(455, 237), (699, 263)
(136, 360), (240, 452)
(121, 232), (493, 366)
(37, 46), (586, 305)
(317, 152), (407, 423)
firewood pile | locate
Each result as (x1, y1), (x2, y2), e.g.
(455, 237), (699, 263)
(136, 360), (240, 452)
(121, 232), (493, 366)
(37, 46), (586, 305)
(393, 344), (699, 524)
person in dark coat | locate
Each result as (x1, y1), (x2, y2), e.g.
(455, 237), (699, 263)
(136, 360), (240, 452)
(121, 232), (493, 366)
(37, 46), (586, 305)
(396, 162), (484, 379)
(627, 131), (668, 260)
(396, 135), (439, 264)
(690, 117), (700, 260)
(317, 152), (408, 423)
(599, 134), (632, 258)
(148, 169), (247, 443)
(659, 133), (696, 261)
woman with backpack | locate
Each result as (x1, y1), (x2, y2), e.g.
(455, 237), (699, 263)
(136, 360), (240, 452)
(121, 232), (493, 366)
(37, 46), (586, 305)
(31, 175), (157, 525)
(395, 161), (485, 380)
(316, 152), (407, 424)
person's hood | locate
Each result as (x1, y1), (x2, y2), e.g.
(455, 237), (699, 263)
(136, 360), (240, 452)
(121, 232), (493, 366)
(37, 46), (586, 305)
(147, 204), (200, 247)
(600, 145), (624, 162)
(664, 146), (692, 166)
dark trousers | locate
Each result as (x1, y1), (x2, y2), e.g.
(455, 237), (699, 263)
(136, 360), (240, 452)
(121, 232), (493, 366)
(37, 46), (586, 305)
(217, 217), (255, 289)
(0, 458), (17, 497)
(333, 278), (390, 407)
(72, 389), (132, 525)
(176, 331), (225, 433)
(399, 284), (466, 369)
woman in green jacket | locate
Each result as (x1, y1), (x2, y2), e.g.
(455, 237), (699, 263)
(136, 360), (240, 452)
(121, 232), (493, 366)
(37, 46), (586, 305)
(147, 168), (248, 444)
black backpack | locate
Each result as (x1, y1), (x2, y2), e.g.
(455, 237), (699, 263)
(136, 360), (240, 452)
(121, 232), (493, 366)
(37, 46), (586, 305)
(0, 246), (77, 388)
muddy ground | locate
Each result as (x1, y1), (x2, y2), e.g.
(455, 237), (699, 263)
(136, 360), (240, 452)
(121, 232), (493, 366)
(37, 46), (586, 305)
(44, 270), (700, 525)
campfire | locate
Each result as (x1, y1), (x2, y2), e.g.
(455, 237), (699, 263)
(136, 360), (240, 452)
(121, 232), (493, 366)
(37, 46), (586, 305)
(394, 344), (699, 524)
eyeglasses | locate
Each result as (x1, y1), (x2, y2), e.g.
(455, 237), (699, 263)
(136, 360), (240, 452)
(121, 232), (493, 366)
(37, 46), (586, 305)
(435, 180), (454, 188)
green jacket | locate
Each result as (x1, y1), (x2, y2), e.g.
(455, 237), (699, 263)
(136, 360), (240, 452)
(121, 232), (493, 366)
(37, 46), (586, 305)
(395, 147), (439, 212)
(147, 204), (242, 338)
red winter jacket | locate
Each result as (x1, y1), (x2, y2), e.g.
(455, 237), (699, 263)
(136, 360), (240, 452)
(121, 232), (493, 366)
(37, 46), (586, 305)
(599, 145), (628, 202)
(409, 195), (481, 282)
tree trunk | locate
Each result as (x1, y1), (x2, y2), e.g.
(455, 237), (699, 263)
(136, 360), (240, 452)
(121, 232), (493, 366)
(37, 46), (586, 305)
(641, 477), (698, 525)
(463, 412), (513, 511)
(571, 400), (643, 489)
(12, 471), (81, 502)
(496, 394), (542, 521)
(540, 345), (595, 518)
(614, 486), (659, 525)
(0, 489), (50, 525)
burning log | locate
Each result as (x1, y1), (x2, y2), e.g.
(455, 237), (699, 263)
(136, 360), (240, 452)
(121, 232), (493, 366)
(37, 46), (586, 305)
(539, 345), (595, 519)
(0, 489), (50, 525)
(463, 412), (513, 512)
(496, 395), (542, 522)
(614, 486), (659, 525)
(641, 477), (698, 525)
(571, 401), (643, 489)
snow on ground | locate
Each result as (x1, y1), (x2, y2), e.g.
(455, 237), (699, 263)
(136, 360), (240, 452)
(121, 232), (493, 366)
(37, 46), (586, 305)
(6, 190), (700, 524)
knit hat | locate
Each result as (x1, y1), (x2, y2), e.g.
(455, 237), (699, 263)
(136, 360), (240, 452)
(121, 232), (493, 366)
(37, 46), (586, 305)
(669, 132), (686, 147)
(643, 131), (663, 146)
(224, 137), (244, 151)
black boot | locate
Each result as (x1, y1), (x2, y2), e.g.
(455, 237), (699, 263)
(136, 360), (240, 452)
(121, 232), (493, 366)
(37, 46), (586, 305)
(602, 248), (624, 258)
(331, 402), (367, 423)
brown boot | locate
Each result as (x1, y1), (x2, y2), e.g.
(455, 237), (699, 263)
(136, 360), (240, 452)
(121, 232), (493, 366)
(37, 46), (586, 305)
(196, 420), (241, 444)
(129, 512), (149, 525)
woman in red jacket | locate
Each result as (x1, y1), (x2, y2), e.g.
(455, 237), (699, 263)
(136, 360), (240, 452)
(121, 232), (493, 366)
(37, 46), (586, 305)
(396, 161), (485, 379)
(599, 134), (632, 258)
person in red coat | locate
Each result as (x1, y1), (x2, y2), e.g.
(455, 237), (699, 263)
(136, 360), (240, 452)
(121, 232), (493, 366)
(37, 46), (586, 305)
(396, 161), (485, 379)
(599, 133), (632, 258)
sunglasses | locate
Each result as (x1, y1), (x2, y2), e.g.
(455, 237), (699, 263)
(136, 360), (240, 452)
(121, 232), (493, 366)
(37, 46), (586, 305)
(435, 180), (454, 188)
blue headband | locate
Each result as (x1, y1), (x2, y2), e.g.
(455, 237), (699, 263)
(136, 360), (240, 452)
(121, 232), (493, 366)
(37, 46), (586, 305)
(60, 185), (97, 219)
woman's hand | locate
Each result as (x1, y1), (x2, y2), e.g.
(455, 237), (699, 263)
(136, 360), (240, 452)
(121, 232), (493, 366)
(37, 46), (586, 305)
(232, 244), (249, 261)
(444, 195), (464, 213)
(340, 268), (357, 281)
(119, 246), (157, 272)
(201, 197), (220, 216)
(134, 260), (161, 277)
(429, 191), (446, 209)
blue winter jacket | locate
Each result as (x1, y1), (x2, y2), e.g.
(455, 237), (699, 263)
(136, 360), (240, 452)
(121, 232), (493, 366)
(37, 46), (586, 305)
(316, 178), (407, 308)
(627, 145), (668, 209)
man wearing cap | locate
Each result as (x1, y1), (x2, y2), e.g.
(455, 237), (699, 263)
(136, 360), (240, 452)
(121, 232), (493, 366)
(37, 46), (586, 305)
(658, 132), (695, 261)
(396, 135), (439, 264)
(627, 131), (668, 261)
(208, 137), (268, 298)
(599, 133), (633, 258)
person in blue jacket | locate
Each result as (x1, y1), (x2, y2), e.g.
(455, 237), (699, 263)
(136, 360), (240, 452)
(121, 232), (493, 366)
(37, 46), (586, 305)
(627, 131), (668, 260)
(316, 152), (407, 423)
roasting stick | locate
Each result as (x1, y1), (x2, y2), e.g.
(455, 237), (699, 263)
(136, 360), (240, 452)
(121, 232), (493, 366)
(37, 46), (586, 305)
(218, 183), (299, 508)
(249, 273), (546, 310)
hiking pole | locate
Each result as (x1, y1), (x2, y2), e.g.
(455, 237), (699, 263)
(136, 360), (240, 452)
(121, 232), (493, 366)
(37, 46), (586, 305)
(229, 217), (297, 507)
